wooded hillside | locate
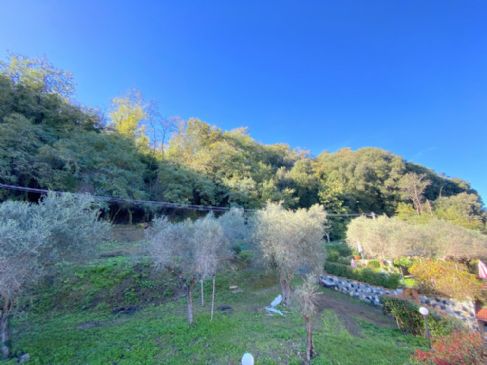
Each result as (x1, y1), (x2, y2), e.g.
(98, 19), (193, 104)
(0, 55), (484, 236)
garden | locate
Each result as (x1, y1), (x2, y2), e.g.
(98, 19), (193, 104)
(1, 193), (486, 365)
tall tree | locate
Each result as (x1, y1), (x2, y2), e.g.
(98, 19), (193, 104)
(110, 91), (149, 149)
(399, 173), (431, 215)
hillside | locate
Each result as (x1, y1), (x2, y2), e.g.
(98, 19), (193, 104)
(0, 55), (484, 236)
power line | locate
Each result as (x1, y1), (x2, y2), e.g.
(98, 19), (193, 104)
(0, 183), (373, 217)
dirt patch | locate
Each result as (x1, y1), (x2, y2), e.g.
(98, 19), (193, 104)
(316, 289), (396, 336)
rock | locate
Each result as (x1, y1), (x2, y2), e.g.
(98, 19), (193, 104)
(112, 306), (138, 315)
(18, 353), (30, 364)
(217, 304), (233, 314)
(77, 321), (101, 330)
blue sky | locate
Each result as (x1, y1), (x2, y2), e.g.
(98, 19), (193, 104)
(1, 1), (486, 201)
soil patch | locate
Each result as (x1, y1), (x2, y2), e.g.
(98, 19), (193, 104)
(316, 289), (396, 336)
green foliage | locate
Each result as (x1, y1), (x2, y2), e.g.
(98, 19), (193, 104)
(381, 297), (464, 337)
(324, 262), (401, 289)
(325, 242), (353, 262)
(0, 53), (74, 97)
(0, 54), (483, 227)
(367, 259), (381, 269)
(434, 193), (486, 231)
(410, 260), (482, 300)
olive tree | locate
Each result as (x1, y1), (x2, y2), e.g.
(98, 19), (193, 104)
(296, 275), (320, 365)
(147, 218), (196, 323)
(194, 214), (230, 319)
(346, 215), (487, 259)
(252, 202), (327, 305)
(0, 193), (109, 359)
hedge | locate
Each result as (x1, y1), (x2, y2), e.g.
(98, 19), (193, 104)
(324, 261), (401, 289)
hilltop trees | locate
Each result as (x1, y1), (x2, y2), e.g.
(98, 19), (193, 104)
(0, 53), (74, 97)
(0, 53), (483, 228)
(0, 193), (108, 359)
(252, 203), (327, 305)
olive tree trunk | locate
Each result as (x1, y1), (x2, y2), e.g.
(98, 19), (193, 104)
(305, 316), (314, 364)
(0, 296), (12, 359)
(280, 273), (292, 306)
(200, 280), (205, 306)
(210, 276), (216, 321)
(187, 283), (194, 325)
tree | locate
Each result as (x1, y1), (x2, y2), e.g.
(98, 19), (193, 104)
(399, 173), (431, 215)
(193, 214), (228, 318)
(434, 193), (486, 231)
(0, 193), (109, 359)
(147, 214), (228, 324)
(109, 91), (149, 149)
(346, 215), (487, 260)
(295, 276), (320, 365)
(147, 218), (196, 324)
(252, 202), (326, 305)
(0, 201), (47, 359)
(0, 53), (74, 97)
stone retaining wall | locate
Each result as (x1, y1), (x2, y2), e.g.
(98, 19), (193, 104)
(320, 274), (478, 330)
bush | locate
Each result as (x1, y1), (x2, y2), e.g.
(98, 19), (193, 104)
(410, 260), (482, 300)
(412, 331), (485, 365)
(325, 243), (352, 262)
(366, 259), (381, 269)
(381, 297), (464, 337)
(337, 256), (353, 265)
(324, 261), (401, 289)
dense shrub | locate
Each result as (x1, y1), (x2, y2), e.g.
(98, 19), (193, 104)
(381, 297), (464, 337)
(412, 331), (485, 365)
(366, 259), (381, 269)
(410, 260), (482, 300)
(324, 261), (401, 289)
(325, 243), (352, 262)
(337, 256), (353, 265)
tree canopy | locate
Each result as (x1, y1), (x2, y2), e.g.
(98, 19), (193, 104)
(0, 54), (484, 233)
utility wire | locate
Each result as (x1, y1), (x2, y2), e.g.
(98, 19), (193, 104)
(0, 183), (373, 217)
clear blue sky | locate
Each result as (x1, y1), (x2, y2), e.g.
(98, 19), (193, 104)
(1, 1), (486, 201)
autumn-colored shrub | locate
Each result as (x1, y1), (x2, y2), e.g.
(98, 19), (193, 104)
(410, 260), (482, 300)
(412, 331), (485, 365)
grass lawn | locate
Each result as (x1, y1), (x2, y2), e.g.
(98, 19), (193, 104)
(7, 257), (425, 365)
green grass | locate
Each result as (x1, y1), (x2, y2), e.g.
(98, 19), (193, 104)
(7, 254), (425, 364)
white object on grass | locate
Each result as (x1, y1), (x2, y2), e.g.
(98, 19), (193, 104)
(270, 294), (282, 307)
(241, 352), (254, 365)
(419, 306), (429, 316)
(265, 306), (284, 316)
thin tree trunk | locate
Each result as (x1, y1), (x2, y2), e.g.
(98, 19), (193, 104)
(187, 285), (194, 325)
(111, 206), (122, 223)
(305, 317), (314, 364)
(210, 276), (216, 321)
(1, 297), (11, 359)
(280, 273), (291, 306)
(128, 208), (133, 225)
(200, 280), (204, 306)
